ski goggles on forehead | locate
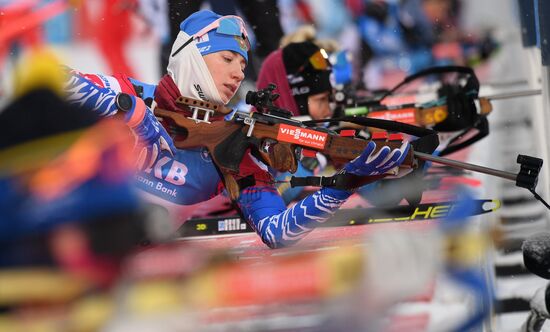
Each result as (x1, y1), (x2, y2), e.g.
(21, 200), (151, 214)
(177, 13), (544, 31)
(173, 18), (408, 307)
(300, 48), (331, 72)
(195, 16), (250, 46)
(172, 15), (251, 57)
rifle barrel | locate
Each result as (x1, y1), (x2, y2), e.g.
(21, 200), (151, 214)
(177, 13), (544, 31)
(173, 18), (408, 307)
(414, 151), (517, 182)
(482, 89), (541, 101)
(482, 79), (528, 88)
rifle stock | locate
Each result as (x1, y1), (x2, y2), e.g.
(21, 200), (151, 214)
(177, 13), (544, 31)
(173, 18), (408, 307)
(155, 107), (246, 200)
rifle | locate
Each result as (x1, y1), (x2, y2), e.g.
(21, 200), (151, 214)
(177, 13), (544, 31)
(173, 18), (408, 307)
(155, 91), (435, 200)
(153, 85), (547, 210)
(336, 66), (488, 128)
(341, 93), (492, 127)
(341, 87), (539, 128)
(336, 65), (540, 157)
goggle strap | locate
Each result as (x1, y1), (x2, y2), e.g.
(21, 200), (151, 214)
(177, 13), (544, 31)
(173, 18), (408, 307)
(171, 36), (194, 57)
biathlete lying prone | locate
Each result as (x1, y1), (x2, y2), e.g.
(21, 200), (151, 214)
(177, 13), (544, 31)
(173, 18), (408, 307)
(63, 10), (410, 248)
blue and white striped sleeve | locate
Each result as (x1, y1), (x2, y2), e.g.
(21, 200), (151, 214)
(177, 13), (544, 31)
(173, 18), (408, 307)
(237, 186), (351, 248)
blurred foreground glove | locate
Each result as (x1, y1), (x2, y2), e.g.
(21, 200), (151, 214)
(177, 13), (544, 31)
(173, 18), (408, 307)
(115, 93), (176, 170)
(343, 140), (410, 176)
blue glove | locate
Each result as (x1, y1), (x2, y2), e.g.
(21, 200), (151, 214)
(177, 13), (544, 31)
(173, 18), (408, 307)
(343, 140), (410, 176)
(121, 94), (177, 170)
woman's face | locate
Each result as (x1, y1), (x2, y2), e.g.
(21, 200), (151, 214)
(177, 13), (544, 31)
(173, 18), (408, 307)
(307, 91), (332, 120)
(203, 51), (246, 104)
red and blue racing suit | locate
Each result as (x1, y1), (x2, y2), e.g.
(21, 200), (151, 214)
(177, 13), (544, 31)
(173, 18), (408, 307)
(64, 71), (355, 248)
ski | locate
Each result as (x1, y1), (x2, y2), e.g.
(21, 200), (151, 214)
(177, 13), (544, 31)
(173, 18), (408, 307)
(177, 199), (500, 238)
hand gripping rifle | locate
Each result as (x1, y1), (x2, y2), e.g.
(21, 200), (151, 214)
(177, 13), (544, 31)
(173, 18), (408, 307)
(154, 85), (548, 210)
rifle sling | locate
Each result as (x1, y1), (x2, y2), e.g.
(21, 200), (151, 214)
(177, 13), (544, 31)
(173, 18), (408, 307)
(377, 65), (480, 103)
(289, 173), (384, 190)
(439, 116), (489, 157)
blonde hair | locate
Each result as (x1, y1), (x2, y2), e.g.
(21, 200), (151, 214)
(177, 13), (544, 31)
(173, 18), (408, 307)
(279, 25), (339, 53)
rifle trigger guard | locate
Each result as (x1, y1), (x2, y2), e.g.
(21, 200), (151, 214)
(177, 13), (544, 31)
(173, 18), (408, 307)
(260, 139), (277, 153)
